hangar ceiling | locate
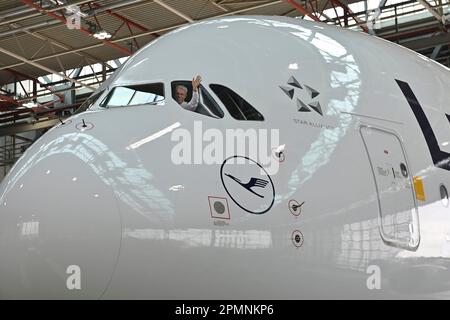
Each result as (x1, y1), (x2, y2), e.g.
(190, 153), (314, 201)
(0, 0), (449, 88)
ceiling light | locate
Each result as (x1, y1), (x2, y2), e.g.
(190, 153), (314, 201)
(93, 30), (112, 40)
(23, 102), (38, 108)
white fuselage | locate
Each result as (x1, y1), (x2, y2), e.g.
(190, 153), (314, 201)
(1, 16), (450, 299)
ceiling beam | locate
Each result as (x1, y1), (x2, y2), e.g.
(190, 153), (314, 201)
(10, 22), (115, 70)
(0, 46), (95, 90)
(210, 0), (229, 12)
(431, 44), (443, 59)
(5, 68), (65, 101)
(0, 118), (63, 137)
(0, 0), (148, 39)
(19, 0), (133, 56)
(0, 0), (284, 72)
(0, 0), (95, 27)
(416, 0), (448, 25)
(285, 0), (321, 21)
(153, 0), (195, 22)
(330, 0), (369, 32)
(89, 2), (161, 38)
(0, 94), (19, 106)
(401, 31), (450, 51)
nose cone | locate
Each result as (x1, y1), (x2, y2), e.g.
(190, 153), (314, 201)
(0, 123), (121, 299)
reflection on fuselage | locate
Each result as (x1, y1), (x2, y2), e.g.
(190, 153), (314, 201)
(123, 228), (272, 249)
(3, 131), (175, 222)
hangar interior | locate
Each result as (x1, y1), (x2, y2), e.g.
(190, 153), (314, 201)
(0, 0), (449, 181)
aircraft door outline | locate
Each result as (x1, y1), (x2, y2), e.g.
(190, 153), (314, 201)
(360, 125), (420, 251)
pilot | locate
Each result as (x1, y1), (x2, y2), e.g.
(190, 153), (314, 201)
(175, 75), (202, 111)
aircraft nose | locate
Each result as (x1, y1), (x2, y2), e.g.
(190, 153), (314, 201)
(0, 128), (121, 299)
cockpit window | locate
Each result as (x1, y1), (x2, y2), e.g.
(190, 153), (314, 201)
(75, 90), (104, 114)
(210, 84), (264, 121)
(171, 81), (224, 119)
(100, 83), (164, 108)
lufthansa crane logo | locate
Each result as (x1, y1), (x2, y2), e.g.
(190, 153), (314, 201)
(220, 156), (275, 214)
(279, 76), (323, 116)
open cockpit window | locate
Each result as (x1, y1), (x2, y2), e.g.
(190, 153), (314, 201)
(75, 90), (105, 114)
(100, 83), (164, 108)
(171, 81), (224, 119)
(210, 84), (264, 121)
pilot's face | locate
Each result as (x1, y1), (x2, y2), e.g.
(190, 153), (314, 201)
(175, 87), (187, 104)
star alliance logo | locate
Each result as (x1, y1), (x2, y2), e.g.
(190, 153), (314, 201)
(279, 76), (323, 116)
